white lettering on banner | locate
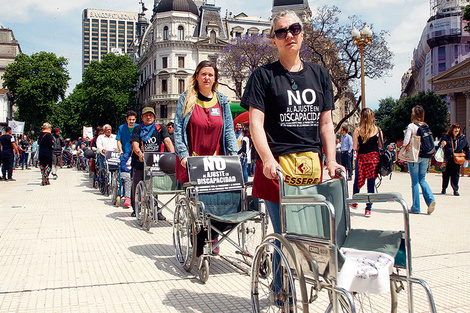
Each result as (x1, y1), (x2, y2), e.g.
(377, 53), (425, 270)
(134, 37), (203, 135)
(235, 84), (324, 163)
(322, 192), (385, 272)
(203, 157), (226, 171)
(88, 10), (138, 21)
(287, 89), (317, 105)
(152, 153), (162, 165)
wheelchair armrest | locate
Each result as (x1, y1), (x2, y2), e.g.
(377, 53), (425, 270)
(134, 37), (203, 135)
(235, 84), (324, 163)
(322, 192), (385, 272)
(349, 192), (403, 203)
(183, 181), (197, 188)
(281, 194), (327, 205)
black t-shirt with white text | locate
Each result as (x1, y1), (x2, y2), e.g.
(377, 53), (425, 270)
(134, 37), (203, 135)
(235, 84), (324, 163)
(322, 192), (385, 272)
(241, 61), (334, 157)
(130, 123), (170, 170)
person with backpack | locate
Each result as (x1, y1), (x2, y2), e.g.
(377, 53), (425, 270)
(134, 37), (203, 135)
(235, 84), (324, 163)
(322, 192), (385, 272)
(404, 105), (436, 214)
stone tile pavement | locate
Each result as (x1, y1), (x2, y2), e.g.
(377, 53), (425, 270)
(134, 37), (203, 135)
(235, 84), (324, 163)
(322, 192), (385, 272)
(0, 166), (468, 312)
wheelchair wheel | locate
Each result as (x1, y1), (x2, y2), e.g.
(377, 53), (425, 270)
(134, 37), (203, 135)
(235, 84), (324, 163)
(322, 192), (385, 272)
(111, 172), (119, 206)
(144, 195), (154, 231)
(251, 234), (308, 313)
(328, 279), (398, 313)
(99, 168), (108, 195)
(238, 220), (262, 264)
(135, 181), (147, 227)
(173, 198), (197, 272)
(198, 258), (210, 283)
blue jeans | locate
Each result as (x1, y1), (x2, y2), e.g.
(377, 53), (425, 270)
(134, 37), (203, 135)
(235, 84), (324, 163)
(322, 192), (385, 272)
(241, 157), (248, 184)
(408, 158), (435, 213)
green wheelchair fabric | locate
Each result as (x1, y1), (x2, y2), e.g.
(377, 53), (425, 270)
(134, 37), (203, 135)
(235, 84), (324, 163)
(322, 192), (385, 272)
(341, 229), (403, 258)
(197, 191), (260, 223)
(283, 179), (348, 248)
(151, 174), (178, 192)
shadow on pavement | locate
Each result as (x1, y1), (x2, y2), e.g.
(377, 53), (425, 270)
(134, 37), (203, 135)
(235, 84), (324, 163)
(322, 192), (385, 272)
(163, 288), (251, 312)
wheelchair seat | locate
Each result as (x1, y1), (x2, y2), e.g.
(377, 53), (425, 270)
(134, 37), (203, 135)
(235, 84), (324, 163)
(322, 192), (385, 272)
(199, 191), (261, 223)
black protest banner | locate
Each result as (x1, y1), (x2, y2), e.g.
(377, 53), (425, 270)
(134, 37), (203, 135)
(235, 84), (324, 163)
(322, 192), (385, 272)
(187, 156), (243, 193)
(105, 150), (120, 167)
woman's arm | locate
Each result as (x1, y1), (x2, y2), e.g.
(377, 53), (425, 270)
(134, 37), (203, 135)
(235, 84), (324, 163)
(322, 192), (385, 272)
(403, 123), (414, 146)
(249, 107), (280, 180)
(174, 93), (189, 166)
(353, 129), (359, 151)
(319, 110), (344, 178)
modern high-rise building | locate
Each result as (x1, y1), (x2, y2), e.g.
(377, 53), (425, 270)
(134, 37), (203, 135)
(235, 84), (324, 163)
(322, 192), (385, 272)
(82, 9), (139, 72)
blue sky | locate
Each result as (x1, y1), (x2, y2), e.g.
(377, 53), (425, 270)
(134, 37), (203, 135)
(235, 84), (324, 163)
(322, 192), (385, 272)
(1, 0), (430, 110)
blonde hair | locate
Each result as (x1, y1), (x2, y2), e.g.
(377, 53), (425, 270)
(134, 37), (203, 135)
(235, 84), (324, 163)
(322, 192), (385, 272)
(41, 122), (51, 130)
(182, 60), (219, 117)
(358, 108), (377, 143)
(270, 10), (303, 38)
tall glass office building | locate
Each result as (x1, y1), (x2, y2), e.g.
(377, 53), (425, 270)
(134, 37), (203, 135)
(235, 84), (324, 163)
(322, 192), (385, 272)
(82, 9), (138, 72)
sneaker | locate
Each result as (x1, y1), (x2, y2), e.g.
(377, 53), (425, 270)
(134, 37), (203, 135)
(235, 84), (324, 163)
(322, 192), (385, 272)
(123, 197), (131, 208)
(131, 212), (136, 217)
(349, 203), (358, 208)
(441, 190), (446, 194)
(157, 212), (166, 220)
(365, 210), (371, 217)
(454, 191), (460, 196)
(408, 210), (419, 214)
(7, 178), (16, 181)
(52, 173), (58, 179)
(427, 201), (436, 214)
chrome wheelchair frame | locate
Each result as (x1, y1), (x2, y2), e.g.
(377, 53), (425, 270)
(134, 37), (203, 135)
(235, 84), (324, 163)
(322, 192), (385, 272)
(250, 170), (437, 313)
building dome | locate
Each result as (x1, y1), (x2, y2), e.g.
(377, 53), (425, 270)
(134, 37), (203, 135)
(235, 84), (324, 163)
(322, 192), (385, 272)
(155, 0), (199, 16)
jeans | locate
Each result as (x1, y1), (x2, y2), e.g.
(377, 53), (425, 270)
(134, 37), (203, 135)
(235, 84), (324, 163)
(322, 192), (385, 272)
(340, 151), (352, 178)
(19, 151), (28, 168)
(408, 158), (435, 212)
(265, 200), (283, 294)
(240, 157), (248, 184)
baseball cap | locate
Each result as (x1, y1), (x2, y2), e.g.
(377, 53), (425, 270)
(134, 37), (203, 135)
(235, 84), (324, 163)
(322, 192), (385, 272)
(142, 107), (155, 116)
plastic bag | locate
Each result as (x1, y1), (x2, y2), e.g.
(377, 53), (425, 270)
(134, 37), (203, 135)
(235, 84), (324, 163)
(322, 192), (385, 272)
(434, 146), (444, 163)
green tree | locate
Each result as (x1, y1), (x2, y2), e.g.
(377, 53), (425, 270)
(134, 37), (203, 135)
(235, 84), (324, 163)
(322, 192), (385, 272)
(375, 91), (448, 142)
(63, 53), (139, 133)
(2, 51), (70, 133)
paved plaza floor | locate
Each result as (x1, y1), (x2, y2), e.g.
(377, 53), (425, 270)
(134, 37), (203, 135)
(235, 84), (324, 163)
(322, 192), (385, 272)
(0, 166), (469, 312)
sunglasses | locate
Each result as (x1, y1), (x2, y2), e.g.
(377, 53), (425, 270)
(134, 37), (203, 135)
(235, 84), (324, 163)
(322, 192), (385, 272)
(273, 23), (302, 40)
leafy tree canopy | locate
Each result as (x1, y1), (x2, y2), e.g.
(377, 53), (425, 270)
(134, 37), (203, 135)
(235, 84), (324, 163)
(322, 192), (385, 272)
(2, 51), (70, 134)
(57, 53), (139, 137)
(375, 91), (448, 143)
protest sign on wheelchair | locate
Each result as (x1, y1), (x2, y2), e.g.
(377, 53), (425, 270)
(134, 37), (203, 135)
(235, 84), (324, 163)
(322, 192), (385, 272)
(143, 152), (176, 177)
(187, 156), (243, 194)
(105, 150), (120, 171)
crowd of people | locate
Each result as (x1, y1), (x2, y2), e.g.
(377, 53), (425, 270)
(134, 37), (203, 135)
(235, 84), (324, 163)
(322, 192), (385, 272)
(1, 10), (469, 252)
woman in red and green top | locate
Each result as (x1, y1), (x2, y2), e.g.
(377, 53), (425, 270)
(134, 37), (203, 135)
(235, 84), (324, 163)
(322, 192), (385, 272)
(174, 60), (238, 256)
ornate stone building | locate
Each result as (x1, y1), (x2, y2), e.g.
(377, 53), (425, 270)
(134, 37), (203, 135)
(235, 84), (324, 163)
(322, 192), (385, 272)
(431, 57), (470, 137)
(0, 27), (21, 127)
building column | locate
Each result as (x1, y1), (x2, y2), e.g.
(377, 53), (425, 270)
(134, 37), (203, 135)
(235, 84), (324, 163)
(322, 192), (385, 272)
(448, 93), (457, 124)
(465, 91), (470, 139)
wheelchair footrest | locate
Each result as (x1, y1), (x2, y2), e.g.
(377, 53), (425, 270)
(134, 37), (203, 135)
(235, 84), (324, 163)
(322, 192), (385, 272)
(206, 211), (262, 224)
(350, 192), (403, 203)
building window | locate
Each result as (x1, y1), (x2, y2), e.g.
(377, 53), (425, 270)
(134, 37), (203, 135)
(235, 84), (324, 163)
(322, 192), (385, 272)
(210, 30), (216, 43)
(160, 104), (168, 119)
(178, 26), (184, 40)
(163, 26), (169, 40)
(235, 32), (242, 38)
(438, 46), (445, 61)
(438, 63), (446, 73)
(162, 79), (168, 93)
(162, 56), (168, 68)
(178, 79), (185, 94)
(178, 56), (184, 68)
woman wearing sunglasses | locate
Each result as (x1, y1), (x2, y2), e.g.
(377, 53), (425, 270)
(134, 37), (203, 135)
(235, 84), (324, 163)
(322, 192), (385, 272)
(241, 10), (343, 310)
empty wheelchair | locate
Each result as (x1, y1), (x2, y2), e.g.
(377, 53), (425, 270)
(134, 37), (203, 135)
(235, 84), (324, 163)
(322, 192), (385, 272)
(135, 152), (183, 230)
(250, 170), (436, 312)
(97, 150), (120, 196)
(173, 155), (266, 283)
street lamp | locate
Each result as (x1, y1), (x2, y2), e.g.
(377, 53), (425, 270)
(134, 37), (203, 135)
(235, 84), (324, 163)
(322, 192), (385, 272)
(352, 25), (373, 110)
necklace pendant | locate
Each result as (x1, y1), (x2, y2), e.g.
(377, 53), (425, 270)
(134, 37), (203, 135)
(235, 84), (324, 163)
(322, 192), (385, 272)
(292, 83), (298, 91)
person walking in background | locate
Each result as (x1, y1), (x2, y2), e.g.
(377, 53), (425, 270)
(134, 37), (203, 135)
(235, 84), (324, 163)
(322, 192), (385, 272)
(18, 135), (30, 170)
(31, 138), (38, 167)
(174, 60), (238, 256)
(0, 127), (19, 181)
(238, 126), (252, 184)
(351, 108), (382, 217)
(38, 123), (54, 186)
(340, 125), (353, 180)
(117, 110), (137, 208)
(51, 128), (65, 179)
(165, 122), (175, 151)
(440, 123), (470, 196)
(404, 105), (436, 214)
